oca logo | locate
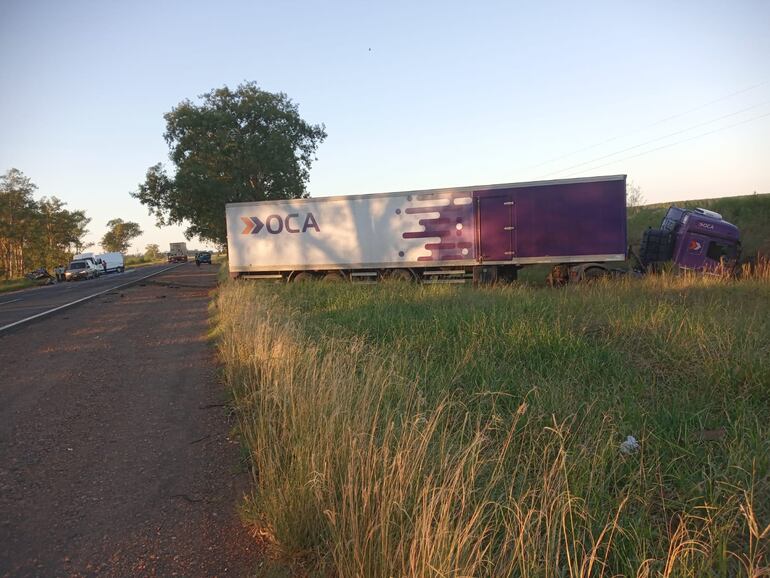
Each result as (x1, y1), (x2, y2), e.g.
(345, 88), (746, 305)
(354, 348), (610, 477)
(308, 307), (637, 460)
(241, 213), (320, 235)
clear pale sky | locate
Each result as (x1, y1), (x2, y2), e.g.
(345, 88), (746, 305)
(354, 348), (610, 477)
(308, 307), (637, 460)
(1, 0), (768, 253)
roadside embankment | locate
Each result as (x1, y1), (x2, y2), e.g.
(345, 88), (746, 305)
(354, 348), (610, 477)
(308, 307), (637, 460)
(215, 272), (770, 576)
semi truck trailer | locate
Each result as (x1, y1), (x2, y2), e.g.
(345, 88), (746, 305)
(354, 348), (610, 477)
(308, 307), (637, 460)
(168, 242), (188, 263)
(225, 175), (741, 284)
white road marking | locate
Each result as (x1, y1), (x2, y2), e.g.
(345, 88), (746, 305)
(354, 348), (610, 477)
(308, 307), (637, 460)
(0, 298), (23, 306)
(0, 264), (186, 334)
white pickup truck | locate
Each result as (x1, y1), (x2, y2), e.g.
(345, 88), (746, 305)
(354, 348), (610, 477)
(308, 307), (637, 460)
(65, 258), (102, 281)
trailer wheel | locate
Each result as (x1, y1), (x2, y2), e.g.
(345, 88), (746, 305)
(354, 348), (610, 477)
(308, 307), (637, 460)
(291, 271), (315, 283)
(582, 266), (609, 281)
(386, 268), (413, 282)
(322, 272), (346, 282)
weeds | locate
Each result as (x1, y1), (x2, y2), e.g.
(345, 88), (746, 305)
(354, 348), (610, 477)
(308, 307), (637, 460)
(215, 274), (769, 576)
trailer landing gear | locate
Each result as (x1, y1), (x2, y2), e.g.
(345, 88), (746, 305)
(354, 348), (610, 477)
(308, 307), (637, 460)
(473, 265), (498, 286)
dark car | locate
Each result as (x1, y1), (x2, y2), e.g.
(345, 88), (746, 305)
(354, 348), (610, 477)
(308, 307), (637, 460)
(195, 252), (212, 265)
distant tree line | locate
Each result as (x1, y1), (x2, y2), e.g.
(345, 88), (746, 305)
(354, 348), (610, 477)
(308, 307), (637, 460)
(0, 169), (91, 279)
(0, 169), (147, 278)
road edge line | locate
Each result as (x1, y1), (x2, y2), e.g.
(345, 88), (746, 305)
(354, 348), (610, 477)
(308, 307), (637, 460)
(0, 264), (186, 334)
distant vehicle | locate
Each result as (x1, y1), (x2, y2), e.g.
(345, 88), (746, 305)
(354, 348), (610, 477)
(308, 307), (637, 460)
(65, 259), (101, 281)
(195, 251), (212, 266)
(225, 175), (743, 284)
(71, 254), (103, 277)
(168, 242), (188, 263)
(96, 252), (125, 273)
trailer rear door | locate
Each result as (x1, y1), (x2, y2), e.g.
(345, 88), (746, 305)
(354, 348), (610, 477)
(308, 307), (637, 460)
(476, 193), (514, 261)
(474, 177), (626, 263)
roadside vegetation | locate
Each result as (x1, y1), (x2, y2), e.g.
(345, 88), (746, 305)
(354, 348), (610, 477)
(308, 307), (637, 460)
(0, 278), (35, 294)
(124, 254), (164, 268)
(215, 265), (769, 576)
(1, 168), (90, 279)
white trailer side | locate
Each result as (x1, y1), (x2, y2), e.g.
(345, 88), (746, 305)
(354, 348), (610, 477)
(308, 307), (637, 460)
(226, 189), (477, 273)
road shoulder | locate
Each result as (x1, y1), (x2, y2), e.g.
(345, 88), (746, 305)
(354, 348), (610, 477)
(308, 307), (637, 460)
(0, 264), (262, 576)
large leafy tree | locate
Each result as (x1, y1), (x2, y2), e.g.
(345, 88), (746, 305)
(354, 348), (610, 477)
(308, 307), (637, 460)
(144, 243), (160, 260)
(101, 219), (143, 253)
(133, 82), (326, 245)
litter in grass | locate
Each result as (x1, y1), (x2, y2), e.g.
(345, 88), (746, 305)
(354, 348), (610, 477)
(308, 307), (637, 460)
(620, 435), (640, 455)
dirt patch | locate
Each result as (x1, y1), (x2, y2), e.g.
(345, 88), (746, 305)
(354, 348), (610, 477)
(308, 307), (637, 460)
(0, 264), (262, 576)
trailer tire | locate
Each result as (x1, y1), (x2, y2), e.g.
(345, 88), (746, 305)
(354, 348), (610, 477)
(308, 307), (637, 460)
(291, 271), (315, 283)
(322, 272), (346, 283)
(583, 266), (609, 281)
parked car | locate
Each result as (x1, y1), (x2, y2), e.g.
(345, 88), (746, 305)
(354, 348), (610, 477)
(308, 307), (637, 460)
(65, 259), (101, 281)
(195, 252), (212, 266)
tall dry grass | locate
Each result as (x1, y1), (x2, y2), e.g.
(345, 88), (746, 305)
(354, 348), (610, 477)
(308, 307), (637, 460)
(214, 275), (769, 577)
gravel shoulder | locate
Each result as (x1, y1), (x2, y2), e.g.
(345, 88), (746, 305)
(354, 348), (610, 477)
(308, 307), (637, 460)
(0, 264), (261, 577)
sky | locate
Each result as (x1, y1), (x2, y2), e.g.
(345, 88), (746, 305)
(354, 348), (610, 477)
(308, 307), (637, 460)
(1, 0), (768, 254)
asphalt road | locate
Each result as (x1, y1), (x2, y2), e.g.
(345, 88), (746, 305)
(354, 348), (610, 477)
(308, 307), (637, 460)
(0, 263), (262, 576)
(0, 263), (180, 330)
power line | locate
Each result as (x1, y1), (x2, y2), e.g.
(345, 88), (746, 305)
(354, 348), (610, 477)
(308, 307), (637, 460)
(519, 78), (770, 174)
(559, 109), (770, 178)
(538, 99), (770, 179)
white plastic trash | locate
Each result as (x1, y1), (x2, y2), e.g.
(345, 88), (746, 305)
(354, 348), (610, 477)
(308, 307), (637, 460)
(620, 435), (640, 455)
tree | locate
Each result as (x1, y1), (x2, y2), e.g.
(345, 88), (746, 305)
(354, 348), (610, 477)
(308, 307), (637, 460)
(0, 169), (90, 278)
(144, 243), (160, 260)
(101, 219), (142, 253)
(35, 197), (91, 269)
(627, 181), (646, 210)
(133, 81), (326, 245)
(0, 169), (37, 277)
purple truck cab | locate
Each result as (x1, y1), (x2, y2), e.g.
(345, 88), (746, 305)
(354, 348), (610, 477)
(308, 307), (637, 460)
(640, 206), (741, 272)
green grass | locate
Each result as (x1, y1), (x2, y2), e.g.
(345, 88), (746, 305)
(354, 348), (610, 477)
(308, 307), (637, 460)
(124, 255), (166, 268)
(0, 278), (35, 293)
(215, 271), (770, 576)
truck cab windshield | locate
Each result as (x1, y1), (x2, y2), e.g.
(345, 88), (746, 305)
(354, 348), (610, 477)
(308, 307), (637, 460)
(706, 241), (737, 262)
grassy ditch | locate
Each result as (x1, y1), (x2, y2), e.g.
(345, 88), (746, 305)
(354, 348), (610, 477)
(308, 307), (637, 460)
(0, 278), (35, 294)
(124, 255), (166, 268)
(215, 273), (769, 576)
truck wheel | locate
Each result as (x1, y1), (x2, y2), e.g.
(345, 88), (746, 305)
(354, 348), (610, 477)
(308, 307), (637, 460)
(292, 272), (315, 283)
(322, 272), (346, 282)
(583, 267), (609, 281)
(386, 268), (413, 282)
